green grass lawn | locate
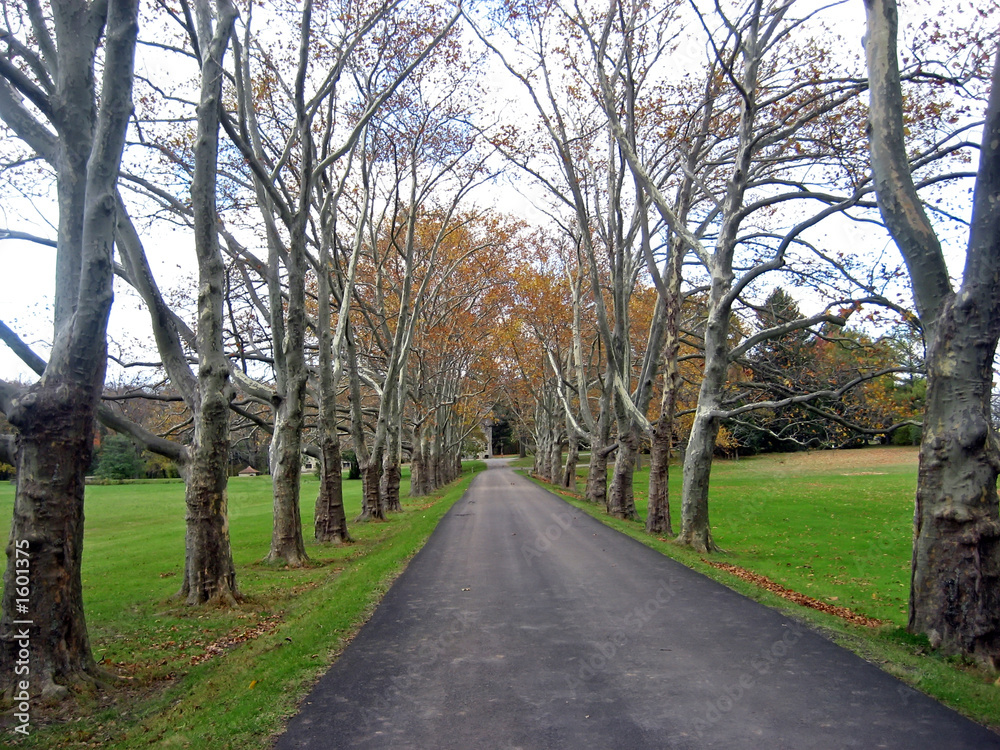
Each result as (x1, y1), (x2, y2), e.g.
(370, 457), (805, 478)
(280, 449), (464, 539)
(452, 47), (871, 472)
(660, 449), (913, 626)
(0, 465), (483, 748)
(523, 446), (1000, 731)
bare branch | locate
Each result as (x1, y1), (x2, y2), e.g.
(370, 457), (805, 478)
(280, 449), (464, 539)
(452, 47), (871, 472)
(0, 228), (57, 247)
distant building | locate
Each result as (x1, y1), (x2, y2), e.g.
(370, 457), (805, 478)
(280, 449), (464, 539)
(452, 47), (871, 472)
(238, 465), (260, 477)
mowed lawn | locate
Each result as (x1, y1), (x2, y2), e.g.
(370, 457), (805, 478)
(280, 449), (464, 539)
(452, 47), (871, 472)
(0, 467), (480, 749)
(7, 475), (408, 673)
(677, 447), (915, 626)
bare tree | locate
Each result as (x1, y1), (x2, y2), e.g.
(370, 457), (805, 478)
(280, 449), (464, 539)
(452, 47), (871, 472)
(101, 0), (243, 604)
(221, 0), (461, 558)
(346, 52), (492, 518)
(590, 0), (885, 551)
(176, 0), (241, 603)
(865, 0), (1000, 662)
(0, 0), (139, 698)
(311, 147), (368, 544)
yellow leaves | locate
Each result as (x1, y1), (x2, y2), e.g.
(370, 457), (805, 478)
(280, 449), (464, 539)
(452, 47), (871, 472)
(715, 426), (740, 457)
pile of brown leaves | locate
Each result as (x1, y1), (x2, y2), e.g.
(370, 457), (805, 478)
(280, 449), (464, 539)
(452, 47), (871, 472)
(189, 614), (283, 665)
(706, 561), (886, 628)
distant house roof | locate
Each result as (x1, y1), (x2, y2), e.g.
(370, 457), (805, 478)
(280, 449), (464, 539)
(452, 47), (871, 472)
(238, 466), (260, 476)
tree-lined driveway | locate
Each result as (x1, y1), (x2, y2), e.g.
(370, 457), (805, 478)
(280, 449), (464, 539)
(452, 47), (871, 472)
(275, 464), (1000, 749)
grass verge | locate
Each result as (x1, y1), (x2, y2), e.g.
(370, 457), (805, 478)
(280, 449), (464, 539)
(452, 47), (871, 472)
(1, 463), (484, 748)
(517, 447), (1000, 731)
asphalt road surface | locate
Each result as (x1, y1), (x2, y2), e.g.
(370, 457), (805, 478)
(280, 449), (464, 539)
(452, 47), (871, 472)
(274, 461), (1000, 749)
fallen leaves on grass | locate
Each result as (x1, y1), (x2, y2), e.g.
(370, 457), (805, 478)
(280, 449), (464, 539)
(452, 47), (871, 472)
(706, 561), (887, 628)
(189, 615), (283, 665)
(409, 501), (436, 511)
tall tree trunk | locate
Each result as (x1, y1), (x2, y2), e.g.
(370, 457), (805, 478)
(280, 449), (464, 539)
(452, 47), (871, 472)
(409, 422), (427, 497)
(267, 394), (309, 566)
(646, 412), (674, 536)
(346, 327), (384, 521)
(864, 0), (1000, 661)
(426, 434), (439, 492)
(586, 396), (613, 504)
(312, 229), (350, 543)
(533, 430), (546, 478)
(647, 323), (681, 535)
(0, 0), (140, 700)
(647, 232), (684, 536)
(549, 430), (563, 485)
(677, 271), (732, 552)
(908, 299), (1000, 658)
(266, 228), (310, 564)
(181, 0), (242, 597)
(179, 393), (239, 605)
(607, 425), (640, 520)
(443, 421), (455, 482)
(382, 418), (403, 512)
(264, 227), (309, 565)
(677, 400), (721, 553)
(238, 0), (315, 567)
(562, 432), (579, 489)
(315, 437), (351, 543)
(436, 435), (451, 485)
(587, 390), (614, 506)
(359, 444), (385, 521)
(587, 447), (610, 504)
(2, 385), (103, 699)
(382, 456), (403, 512)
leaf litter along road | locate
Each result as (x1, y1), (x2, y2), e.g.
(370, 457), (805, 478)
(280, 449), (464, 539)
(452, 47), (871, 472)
(274, 462), (1000, 749)
(704, 562), (886, 628)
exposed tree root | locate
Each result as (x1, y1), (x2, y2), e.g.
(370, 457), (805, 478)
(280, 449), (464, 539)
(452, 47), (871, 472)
(674, 528), (718, 554)
(264, 550), (309, 568)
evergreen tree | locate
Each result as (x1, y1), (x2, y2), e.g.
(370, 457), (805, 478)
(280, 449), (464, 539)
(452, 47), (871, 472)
(95, 435), (144, 480)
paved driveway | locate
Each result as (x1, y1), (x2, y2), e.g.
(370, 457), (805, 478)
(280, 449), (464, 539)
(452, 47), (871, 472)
(274, 465), (1000, 749)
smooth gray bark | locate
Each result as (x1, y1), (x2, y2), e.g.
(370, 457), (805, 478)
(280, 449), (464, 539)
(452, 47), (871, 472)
(179, 0), (240, 604)
(346, 326), (385, 521)
(409, 419), (428, 497)
(561, 430), (579, 489)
